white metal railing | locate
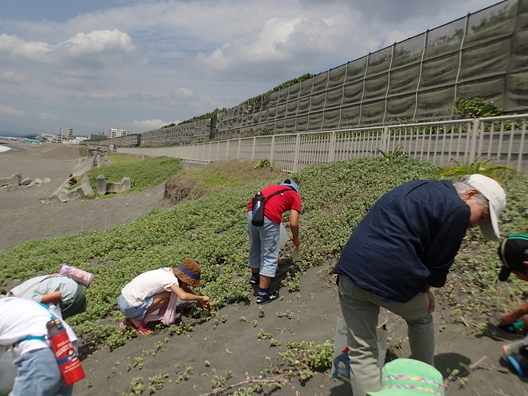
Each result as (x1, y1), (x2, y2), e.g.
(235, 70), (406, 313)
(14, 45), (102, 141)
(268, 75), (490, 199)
(118, 115), (528, 173)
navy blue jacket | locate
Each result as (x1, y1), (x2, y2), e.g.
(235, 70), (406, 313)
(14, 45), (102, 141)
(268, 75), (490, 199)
(331, 180), (470, 304)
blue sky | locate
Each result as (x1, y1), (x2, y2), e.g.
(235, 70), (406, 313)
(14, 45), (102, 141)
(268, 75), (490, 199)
(0, 0), (502, 136)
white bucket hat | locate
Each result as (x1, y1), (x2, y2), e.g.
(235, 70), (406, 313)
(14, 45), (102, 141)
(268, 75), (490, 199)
(464, 174), (506, 241)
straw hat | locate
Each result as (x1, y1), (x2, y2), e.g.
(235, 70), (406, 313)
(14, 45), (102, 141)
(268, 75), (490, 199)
(173, 258), (201, 287)
(367, 358), (444, 396)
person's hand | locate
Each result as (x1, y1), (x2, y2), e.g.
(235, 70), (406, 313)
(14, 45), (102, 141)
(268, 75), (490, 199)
(200, 296), (211, 311)
(292, 237), (301, 248)
(427, 289), (435, 314)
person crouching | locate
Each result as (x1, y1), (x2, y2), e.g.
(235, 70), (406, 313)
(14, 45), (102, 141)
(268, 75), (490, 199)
(117, 258), (211, 335)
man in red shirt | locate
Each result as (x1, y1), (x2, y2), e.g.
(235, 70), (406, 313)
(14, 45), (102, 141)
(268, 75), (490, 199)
(247, 179), (302, 304)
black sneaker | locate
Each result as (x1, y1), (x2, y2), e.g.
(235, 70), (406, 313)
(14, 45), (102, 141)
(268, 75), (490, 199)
(249, 273), (259, 285)
(256, 290), (279, 304)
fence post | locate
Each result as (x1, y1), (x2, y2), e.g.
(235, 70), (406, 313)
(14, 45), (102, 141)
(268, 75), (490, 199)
(237, 138), (242, 159)
(328, 131), (336, 162)
(293, 134), (301, 172)
(270, 135), (275, 164)
(468, 118), (480, 161)
(381, 126), (390, 153)
(252, 137), (256, 160)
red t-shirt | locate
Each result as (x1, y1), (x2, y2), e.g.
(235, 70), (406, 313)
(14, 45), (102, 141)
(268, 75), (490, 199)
(247, 185), (302, 224)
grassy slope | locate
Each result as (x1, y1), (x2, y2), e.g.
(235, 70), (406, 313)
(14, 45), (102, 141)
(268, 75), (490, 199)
(1, 156), (527, 347)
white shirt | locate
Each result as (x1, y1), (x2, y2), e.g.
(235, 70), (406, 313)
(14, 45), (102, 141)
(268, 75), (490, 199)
(0, 298), (77, 356)
(121, 268), (179, 305)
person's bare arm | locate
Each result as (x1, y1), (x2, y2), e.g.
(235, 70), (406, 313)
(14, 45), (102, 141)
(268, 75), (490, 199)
(40, 292), (62, 305)
(170, 284), (211, 310)
(289, 209), (300, 247)
(500, 301), (528, 325)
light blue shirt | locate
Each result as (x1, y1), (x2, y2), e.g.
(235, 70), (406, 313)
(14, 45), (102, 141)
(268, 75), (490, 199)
(10, 275), (78, 303)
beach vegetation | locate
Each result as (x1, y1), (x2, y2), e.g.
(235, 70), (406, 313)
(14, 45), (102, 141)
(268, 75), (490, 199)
(85, 156), (182, 196)
(278, 340), (334, 381)
(107, 154), (145, 164)
(0, 156), (527, 386)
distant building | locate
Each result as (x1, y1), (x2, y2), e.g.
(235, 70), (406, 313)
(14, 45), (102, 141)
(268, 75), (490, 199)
(108, 128), (129, 139)
(59, 127), (73, 142)
(36, 133), (56, 143)
(90, 132), (106, 140)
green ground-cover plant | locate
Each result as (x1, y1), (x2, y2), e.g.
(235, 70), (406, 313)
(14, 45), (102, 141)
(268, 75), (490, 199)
(107, 154), (146, 165)
(86, 156), (182, 196)
(279, 340), (334, 381)
(148, 373), (169, 392)
(180, 158), (285, 189)
(163, 159), (286, 204)
(1, 156), (527, 352)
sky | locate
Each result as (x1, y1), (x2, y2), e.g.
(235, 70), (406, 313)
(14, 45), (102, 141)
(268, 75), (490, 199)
(0, 0), (503, 137)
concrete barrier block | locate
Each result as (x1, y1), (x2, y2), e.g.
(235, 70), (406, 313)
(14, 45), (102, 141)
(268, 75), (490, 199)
(56, 192), (69, 203)
(67, 187), (84, 200)
(96, 175), (107, 195)
(120, 177), (131, 192)
(95, 175), (132, 195)
(0, 173), (21, 187)
(81, 176), (94, 196)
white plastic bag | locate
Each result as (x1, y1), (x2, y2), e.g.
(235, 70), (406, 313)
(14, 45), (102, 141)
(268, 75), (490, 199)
(0, 347), (18, 393)
(279, 224), (288, 249)
(331, 316), (388, 383)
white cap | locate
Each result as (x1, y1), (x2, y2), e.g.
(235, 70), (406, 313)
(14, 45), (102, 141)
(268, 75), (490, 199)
(465, 174), (506, 241)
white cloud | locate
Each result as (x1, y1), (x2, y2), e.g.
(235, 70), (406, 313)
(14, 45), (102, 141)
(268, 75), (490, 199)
(194, 11), (366, 80)
(132, 119), (172, 131)
(170, 88), (193, 98)
(0, 29), (134, 75)
(1, 70), (29, 84)
(55, 29), (135, 69)
(38, 112), (59, 120)
(0, 34), (53, 64)
(0, 104), (25, 117)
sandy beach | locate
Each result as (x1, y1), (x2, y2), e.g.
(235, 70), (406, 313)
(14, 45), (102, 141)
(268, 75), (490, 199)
(0, 141), (168, 250)
(1, 141), (526, 396)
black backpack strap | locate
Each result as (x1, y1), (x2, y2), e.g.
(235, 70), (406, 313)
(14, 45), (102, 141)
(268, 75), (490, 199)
(264, 187), (296, 200)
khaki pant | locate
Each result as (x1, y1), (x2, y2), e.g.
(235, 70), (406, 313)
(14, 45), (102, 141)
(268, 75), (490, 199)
(337, 274), (434, 396)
